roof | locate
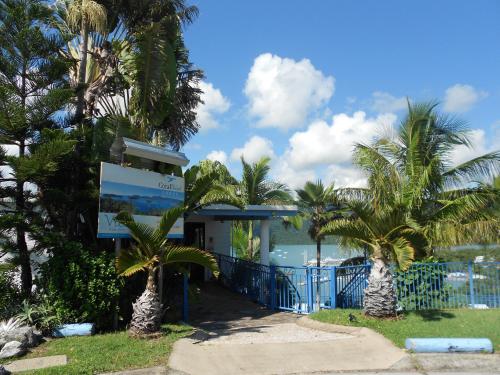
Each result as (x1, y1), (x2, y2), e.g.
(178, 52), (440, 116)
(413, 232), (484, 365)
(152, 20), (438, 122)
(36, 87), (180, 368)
(110, 137), (189, 166)
(190, 204), (298, 220)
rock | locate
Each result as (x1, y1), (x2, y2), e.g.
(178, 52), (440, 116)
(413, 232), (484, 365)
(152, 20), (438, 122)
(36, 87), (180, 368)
(0, 326), (39, 348)
(0, 365), (11, 375)
(0, 341), (26, 359)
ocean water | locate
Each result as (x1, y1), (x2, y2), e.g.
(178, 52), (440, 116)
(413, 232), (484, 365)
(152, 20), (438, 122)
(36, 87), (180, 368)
(270, 244), (361, 267)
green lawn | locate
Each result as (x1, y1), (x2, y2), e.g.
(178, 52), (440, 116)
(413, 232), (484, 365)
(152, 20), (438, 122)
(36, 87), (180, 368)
(311, 309), (499, 351)
(1, 324), (192, 374)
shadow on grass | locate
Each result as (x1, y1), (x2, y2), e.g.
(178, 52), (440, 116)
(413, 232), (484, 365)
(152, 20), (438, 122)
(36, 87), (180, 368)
(413, 310), (455, 321)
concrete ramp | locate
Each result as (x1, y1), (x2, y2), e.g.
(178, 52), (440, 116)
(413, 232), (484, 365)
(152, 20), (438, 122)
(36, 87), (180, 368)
(168, 283), (408, 375)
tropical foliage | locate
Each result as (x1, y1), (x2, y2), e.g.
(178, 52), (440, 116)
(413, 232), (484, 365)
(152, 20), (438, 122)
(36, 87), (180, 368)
(231, 157), (292, 259)
(0, 0), (75, 296)
(322, 102), (499, 317)
(0, 0), (205, 333)
(115, 207), (218, 336)
(296, 180), (342, 308)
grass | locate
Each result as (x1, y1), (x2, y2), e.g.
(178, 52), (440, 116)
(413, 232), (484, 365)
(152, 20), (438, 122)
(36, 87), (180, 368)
(0, 324), (192, 374)
(311, 309), (500, 351)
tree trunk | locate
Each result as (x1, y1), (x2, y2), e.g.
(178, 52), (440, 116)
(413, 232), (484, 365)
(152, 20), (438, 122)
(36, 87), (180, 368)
(315, 239), (321, 310)
(129, 268), (162, 336)
(363, 257), (396, 317)
(75, 21), (89, 121)
(247, 220), (253, 260)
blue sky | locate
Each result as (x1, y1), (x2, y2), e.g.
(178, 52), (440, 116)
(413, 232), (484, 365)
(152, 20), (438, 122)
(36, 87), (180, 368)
(181, 0), (500, 188)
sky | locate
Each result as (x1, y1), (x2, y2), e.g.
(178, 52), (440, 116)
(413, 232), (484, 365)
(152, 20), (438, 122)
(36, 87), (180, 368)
(182, 0), (500, 188)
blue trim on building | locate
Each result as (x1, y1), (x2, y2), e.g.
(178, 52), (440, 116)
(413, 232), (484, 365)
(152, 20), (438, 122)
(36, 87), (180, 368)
(97, 233), (184, 239)
(192, 208), (298, 219)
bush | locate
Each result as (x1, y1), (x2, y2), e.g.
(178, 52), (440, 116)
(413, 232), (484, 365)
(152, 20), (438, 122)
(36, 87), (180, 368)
(0, 267), (22, 320)
(16, 297), (62, 335)
(394, 260), (452, 310)
(36, 241), (123, 330)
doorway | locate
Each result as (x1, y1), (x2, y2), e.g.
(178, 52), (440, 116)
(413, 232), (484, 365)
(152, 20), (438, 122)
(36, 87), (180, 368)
(184, 222), (206, 282)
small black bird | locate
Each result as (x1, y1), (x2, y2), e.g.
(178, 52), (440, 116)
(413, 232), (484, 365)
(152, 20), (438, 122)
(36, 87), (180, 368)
(348, 313), (357, 322)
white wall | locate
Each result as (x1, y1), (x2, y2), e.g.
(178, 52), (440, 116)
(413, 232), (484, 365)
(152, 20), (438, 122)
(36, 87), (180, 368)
(185, 215), (232, 256)
(205, 220), (231, 256)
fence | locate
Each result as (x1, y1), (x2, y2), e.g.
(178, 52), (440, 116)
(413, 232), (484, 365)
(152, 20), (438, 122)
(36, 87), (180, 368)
(212, 253), (500, 313)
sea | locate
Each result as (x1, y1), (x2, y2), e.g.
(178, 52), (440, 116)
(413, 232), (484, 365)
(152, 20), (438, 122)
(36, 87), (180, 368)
(270, 244), (362, 267)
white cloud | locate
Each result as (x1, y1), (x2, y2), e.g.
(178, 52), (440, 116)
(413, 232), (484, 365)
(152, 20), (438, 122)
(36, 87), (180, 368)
(443, 84), (488, 113)
(271, 111), (397, 190)
(370, 91), (407, 113)
(272, 158), (316, 190)
(449, 129), (488, 167)
(196, 81), (231, 131)
(206, 150), (228, 164)
(244, 53), (334, 130)
(324, 164), (367, 188)
(230, 136), (276, 164)
(285, 111), (397, 169)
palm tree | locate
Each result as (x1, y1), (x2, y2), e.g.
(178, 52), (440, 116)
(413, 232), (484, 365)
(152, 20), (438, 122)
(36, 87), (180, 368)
(237, 157), (292, 259)
(231, 223), (261, 261)
(322, 101), (499, 317)
(115, 207), (218, 336)
(183, 159), (241, 211)
(65, 0), (108, 120)
(321, 201), (426, 317)
(87, 0), (204, 150)
(296, 180), (341, 309)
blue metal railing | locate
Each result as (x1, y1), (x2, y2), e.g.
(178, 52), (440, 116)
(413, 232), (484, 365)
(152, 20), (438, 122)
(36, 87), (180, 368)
(212, 253), (500, 313)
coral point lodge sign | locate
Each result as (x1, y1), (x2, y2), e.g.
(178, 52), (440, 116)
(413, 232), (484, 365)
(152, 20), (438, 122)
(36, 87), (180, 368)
(97, 162), (184, 239)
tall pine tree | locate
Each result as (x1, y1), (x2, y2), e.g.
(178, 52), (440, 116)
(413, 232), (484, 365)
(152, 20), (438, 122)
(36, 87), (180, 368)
(0, 0), (74, 296)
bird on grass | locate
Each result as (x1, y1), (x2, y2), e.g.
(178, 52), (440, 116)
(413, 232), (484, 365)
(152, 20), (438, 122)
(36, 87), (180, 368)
(348, 313), (357, 322)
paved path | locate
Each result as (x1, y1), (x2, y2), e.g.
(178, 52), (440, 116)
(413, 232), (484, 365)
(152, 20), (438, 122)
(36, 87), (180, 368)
(102, 283), (499, 375)
(168, 283), (408, 375)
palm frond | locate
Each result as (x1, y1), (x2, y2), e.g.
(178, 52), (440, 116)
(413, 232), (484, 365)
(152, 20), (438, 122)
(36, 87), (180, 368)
(443, 151), (500, 187)
(158, 206), (185, 238)
(162, 245), (219, 275)
(390, 237), (415, 271)
(116, 245), (156, 276)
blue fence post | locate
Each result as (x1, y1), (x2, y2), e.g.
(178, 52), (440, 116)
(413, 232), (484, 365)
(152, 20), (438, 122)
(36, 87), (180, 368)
(182, 273), (189, 322)
(330, 267), (337, 309)
(468, 260), (475, 308)
(306, 268), (314, 313)
(270, 265), (277, 310)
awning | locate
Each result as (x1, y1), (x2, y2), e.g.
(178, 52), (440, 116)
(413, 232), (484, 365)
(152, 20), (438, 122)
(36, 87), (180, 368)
(190, 204), (298, 220)
(110, 137), (189, 166)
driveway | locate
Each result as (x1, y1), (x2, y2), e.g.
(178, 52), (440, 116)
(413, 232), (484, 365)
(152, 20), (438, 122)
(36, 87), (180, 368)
(167, 283), (408, 375)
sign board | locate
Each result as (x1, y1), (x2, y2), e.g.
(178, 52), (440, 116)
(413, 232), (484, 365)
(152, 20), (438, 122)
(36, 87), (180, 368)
(97, 162), (184, 238)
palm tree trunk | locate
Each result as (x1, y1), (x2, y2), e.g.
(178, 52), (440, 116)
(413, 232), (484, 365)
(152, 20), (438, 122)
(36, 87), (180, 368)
(363, 257), (396, 317)
(247, 220), (253, 260)
(75, 21), (89, 121)
(315, 239), (321, 310)
(129, 268), (162, 336)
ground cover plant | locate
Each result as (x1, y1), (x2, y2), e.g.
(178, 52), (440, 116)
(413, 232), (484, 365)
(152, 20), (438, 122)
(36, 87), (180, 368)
(311, 308), (499, 351)
(0, 324), (191, 374)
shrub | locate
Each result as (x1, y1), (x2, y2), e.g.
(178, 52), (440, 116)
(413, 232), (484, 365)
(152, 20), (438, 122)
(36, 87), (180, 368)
(36, 241), (122, 330)
(0, 267), (22, 320)
(394, 260), (452, 310)
(16, 297), (62, 335)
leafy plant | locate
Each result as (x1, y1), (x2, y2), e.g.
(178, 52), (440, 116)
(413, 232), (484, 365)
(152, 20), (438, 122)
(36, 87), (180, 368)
(0, 317), (23, 334)
(0, 267), (22, 320)
(115, 207), (218, 336)
(15, 297), (61, 334)
(394, 261), (452, 310)
(36, 241), (122, 330)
